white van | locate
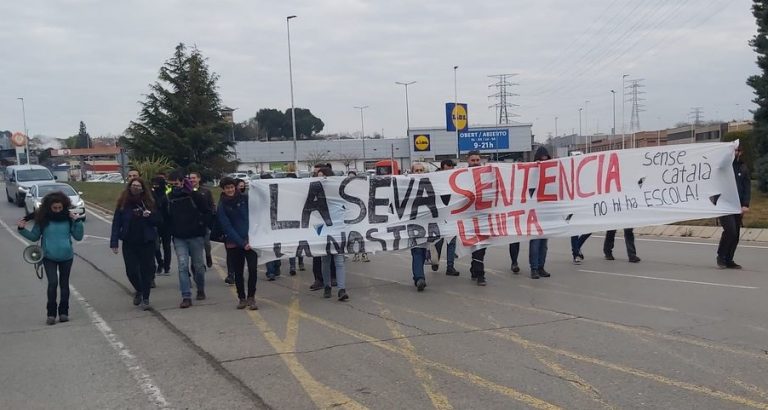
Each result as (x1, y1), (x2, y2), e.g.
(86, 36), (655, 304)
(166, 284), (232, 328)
(5, 165), (56, 207)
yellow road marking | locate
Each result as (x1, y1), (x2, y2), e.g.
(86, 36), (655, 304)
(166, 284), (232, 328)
(255, 296), (560, 410)
(212, 264), (367, 409)
(391, 305), (768, 409)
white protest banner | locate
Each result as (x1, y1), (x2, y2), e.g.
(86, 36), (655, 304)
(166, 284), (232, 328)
(248, 142), (741, 263)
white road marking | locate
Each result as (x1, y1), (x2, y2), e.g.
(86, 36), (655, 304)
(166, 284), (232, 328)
(0, 217), (171, 409)
(593, 235), (768, 249)
(578, 269), (759, 289)
(86, 207), (112, 224)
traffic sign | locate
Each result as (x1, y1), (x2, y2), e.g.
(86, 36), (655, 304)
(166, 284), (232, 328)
(11, 132), (27, 147)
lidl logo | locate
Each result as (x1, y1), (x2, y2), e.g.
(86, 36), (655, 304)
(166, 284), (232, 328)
(445, 103), (468, 132)
(413, 134), (430, 151)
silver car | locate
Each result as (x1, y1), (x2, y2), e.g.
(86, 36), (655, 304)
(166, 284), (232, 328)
(24, 182), (86, 220)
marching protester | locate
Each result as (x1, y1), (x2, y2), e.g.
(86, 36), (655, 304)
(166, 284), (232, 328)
(17, 191), (85, 325)
(127, 168), (140, 182)
(317, 166), (349, 301)
(217, 177), (259, 310)
(348, 170), (370, 263)
(285, 172), (303, 275)
(309, 163), (336, 291)
(189, 171), (215, 268)
(236, 178), (247, 194)
(717, 145), (751, 269)
(151, 176), (172, 275)
(409, 163), (429, 291)
(167, 170), (212, 308)
(110, 178), (160, 310)
(466, 151), (488, 286)
(603, 229), (641, 263)
(529, 147), (552, 279)
(434, 159), (460, 276)
(259, 173), (282, 280)
(570, 233), (591, 265)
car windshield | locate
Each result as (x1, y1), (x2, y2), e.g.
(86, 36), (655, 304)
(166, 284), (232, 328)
(38, 185), (77, 197)
(17, 169), (54, 182)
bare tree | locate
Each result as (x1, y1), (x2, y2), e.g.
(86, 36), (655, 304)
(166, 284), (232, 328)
(305, 150), (329, 166)
(337, 152), (359, 171)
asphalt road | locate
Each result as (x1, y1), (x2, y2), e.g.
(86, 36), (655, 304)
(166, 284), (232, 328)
(1, 183), (767, 409)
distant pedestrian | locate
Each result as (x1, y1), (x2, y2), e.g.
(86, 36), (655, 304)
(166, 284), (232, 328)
(435, 159), (460, 276)
(467, 151), (488, 286)
(189, 171), (215, 268)
(218, 177), (259, 310)
(110, 178), (160, 310)
(151, 176), (172, 275)
(236, 178), (247, 194)
(317, 166), (349, 301)
(717, 145), (751, 269)
(529, 147), (552, 279)
(604, 229), (640, 263)
(17, 191), (85, 325)
(409, 163), (429, 291)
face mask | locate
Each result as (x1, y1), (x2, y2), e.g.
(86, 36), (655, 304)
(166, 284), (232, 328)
(130, 187), (143, 195)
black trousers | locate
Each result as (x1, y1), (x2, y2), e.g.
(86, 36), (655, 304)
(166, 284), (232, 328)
(226, 247), (258, 299)
(471, 249), (487, 279)
(312, 256), (336, 283)
(509, 243), (520, 264)
(123, 241), (156, 301)
(154, 227), (172, 271)
(42, 258), (73, 317)
(604, 229), (636, 258)
(717, 214), (742, 263)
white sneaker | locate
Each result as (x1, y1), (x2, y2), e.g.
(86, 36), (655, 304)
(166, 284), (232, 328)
(573, 255), (583, 265)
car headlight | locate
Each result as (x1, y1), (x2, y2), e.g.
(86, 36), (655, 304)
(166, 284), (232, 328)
(18, 186), (28, 193)
(34, 201), (41, 209)
(75, 200), (84, 208)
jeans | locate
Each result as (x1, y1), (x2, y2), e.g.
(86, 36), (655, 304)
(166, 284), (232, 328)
(529, 239), (548, 270)
(226, 247), (258, 299)
(411, 247), (426, 284)
(266, 260), (281, 278)
(123, 241), (156, 301)
(154, 227), (172, 271)
(717, 214), (742, 263)
(509, 242), (520, 264)
(570, 234), (592, 257)
(322, 255), (346, 289)
(471, 249), (486, 278)
(204, 228), (212, 260)
(604, 229), (636, 258)
(42, 258), (73, 317)
(435, 238), (457, 268)
(289, 257), (302, 272)
(174, 236), (206, 298)
(313, 256), (336, 284)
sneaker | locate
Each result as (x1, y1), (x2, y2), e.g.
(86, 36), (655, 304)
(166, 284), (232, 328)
(511, 263), (520, 274)
(298, 262), (306, 271)
(206, 255), (213, 268)
(246, 297), (258, 310)
(726, 262), (743, 269)
(46, 317), (56, 325)
(716, 258), (727, 269)
(289, 269), (297, 276)
(530, 269), (540, 279)
(224, 275), (235, 286)
(445, 267), (460, 276)
(236, 299), (247, 309)
(309, 281), (324, 291)
(538, 269), (551, 278)
(416, 278), (426, 292)
(133, 293), (141, 306)
(604, 253), (615, 261)
(477, 276), (487, 286)
(332, 280), (338, 287)
(361, 253), (370, 262)
(58, 314), (69, 323)
(338, 289), (349, 301)
(573, 255), (583, 265)
(324, 286), (332, 298)
(179, 298), (192, 309)
(628, 256), (641, 263)
(267, 275), (276, 281)
(196, 290), (206, 301)
(141, 300), (151, 311)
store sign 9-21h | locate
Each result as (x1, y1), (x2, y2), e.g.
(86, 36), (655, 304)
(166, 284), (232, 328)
(458, 129), (510, 152)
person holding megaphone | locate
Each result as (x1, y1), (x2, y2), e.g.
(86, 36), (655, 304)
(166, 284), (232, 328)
(17, 191), (84, 325)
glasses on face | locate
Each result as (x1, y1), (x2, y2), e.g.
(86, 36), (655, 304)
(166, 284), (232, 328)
(413, 169), (424, 173)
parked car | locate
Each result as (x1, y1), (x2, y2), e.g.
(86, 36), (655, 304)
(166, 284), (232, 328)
(24, 182), (86, 220)
(5, 165), (56, 207)
(227, 172), (250, 180)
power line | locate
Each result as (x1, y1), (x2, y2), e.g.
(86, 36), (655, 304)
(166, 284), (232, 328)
(627, 79), (645, 132)
(689, 107), (704, 126)
(488, 74), (520, 124)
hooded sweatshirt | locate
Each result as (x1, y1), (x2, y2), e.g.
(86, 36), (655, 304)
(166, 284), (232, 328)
(534, 146), (551, 162)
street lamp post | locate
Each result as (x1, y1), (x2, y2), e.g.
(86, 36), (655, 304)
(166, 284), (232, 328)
(453, 65), (459, 159)
(577, 108), (582, 151)
(584, 100), (590, 152)
(354, 106), (369, 160)
(17, 97), (30, 165)
(395, 81), (416, 138)
(554, 116), (558, 140)
(621, 74), (629, 149)
(286, 15), (299, 171)
(610, 90), (617, 150)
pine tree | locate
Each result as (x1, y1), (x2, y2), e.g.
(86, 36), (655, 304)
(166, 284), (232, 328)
(77, 121), (91, 148)
(123, 43), (235, 180)
(748, 0), (768, 192)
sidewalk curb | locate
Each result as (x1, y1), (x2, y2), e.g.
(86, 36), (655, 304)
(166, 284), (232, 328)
(635, 225), (767, 242)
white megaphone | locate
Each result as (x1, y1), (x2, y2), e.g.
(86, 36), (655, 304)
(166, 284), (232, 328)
(23, 244), (44, 264)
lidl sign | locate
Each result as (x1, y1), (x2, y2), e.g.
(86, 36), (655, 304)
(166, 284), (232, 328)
(445, 103), (468, 132)
(413, 134), (430, 151)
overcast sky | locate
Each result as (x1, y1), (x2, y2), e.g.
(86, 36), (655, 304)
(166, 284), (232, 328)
(0, 0), (758, 143)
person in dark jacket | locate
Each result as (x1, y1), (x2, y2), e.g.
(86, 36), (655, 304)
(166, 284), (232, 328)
(717, 146), (751, 269)
(18, 191), (85, 325)
(259, 173), (282, 280)
(167, 170), (212, 308)
(189, 171), (215, 268)
(110, 178), (160, 310)
(217, 177), (259, 310)
(467, 151), (488, 286)
(151, 176), (172, 275)
(529, 146), (552, 279)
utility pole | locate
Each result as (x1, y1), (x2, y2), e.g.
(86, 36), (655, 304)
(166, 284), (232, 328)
(621, 74), (628, 149)
(286, 15), (299, 171)
(17, 97), (30, 165)
(611, 90), (616, 151)
(554, 116), (558, 140)
(354, 105), (369, 160)
(584, 100), (590, 152)
(454, 65), (459, 159)
(628, 79), (645, 148)
(577, 107), (582, 151)
(689, 107), (704, 143)
(395, 81), (416, 138)
(488, 73), (519, 124)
